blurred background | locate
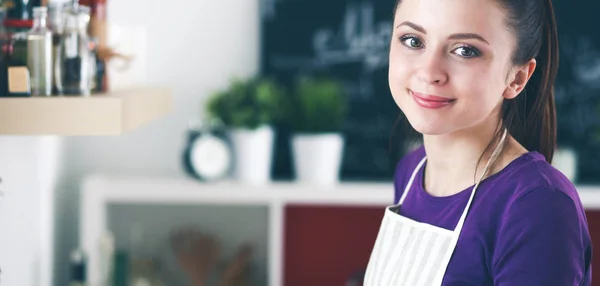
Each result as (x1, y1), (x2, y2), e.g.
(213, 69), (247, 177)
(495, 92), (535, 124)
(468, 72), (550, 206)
(0, 0), (599, 285)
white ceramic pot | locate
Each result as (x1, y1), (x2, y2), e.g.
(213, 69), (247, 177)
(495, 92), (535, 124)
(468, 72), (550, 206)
(292, 133), (344, 185)
(228, 125), (275, 184)
(552, 147), (577, 182)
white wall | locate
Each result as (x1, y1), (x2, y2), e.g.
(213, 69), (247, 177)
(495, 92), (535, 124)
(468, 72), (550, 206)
(54, 0), (260, 284)
(0, 136), (63, 286)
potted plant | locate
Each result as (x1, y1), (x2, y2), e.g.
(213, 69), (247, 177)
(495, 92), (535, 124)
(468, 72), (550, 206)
(205, 77), (286, 184)
(288, 75), (348, 185)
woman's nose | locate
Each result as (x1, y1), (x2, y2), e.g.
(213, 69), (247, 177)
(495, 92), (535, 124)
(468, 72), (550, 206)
(416, 51), (449, 85)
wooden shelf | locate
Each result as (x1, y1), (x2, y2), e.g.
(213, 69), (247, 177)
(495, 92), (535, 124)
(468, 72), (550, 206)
(0, 87), (172, 135)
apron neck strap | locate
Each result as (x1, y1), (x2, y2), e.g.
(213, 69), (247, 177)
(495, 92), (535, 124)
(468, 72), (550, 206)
(454, 128), (508, 233)
(397, 128), (509, 234)
(398, 156), (427, 205)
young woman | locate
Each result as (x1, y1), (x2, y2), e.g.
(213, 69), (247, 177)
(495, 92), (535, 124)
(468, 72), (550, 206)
(364, 0), (592, 285)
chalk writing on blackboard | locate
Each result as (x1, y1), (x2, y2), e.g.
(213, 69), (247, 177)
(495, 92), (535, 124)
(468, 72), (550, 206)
(312, 2), (391, 71)
(567, 36), (600, 88)
(270, 2), (392, 72)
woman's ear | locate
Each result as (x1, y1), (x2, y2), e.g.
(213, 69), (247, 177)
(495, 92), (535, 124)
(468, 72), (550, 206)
(503, 58), (536, 99)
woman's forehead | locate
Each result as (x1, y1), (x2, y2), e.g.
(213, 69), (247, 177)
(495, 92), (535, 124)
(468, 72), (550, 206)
(393, 0), (509, 37)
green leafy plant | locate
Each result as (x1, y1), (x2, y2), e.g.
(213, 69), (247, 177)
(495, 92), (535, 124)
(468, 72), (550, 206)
(205, 77), (287, 129)
(290, 76), (347, 134)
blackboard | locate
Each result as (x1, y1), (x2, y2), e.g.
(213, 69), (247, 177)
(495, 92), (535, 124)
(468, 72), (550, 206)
(552, 0), (600, 183)
(261, 0), (401, 181)
(260, 0), (600, 183)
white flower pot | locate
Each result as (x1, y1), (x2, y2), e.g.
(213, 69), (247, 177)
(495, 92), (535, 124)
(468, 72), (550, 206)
(552, 147), (577, 182)
(292, 133), (344, 185)
(228, 125), (274, 184)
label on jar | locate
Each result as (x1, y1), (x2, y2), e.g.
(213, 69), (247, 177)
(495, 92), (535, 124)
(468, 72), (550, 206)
(8, 66), (31, 94)
(65, 34), (78, 59)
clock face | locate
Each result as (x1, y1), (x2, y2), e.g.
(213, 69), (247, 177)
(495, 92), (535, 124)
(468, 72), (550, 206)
(190, 134), (231, 181)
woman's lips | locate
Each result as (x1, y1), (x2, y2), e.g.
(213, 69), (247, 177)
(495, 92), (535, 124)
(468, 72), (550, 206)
(410, 90), (455, 109)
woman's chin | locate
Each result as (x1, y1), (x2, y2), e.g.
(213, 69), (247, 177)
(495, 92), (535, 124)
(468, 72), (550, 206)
(406, 118), (451, 136)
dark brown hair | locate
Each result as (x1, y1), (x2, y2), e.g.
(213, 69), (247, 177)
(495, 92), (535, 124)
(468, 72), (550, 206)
(391, 0), (559, 169)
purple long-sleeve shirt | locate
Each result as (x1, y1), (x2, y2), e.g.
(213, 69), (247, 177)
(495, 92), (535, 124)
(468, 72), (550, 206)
(394, 147), (592, 285)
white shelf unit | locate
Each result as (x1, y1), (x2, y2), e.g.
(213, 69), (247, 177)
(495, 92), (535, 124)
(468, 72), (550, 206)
(80, 174), (600, 286)
(0, 87), (172, 286)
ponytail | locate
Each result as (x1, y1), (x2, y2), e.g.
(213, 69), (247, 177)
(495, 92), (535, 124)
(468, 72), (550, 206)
(500, 0), (559, 164)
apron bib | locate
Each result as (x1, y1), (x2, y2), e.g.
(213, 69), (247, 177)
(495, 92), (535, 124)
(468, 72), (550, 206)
(364, 129), (507, 286)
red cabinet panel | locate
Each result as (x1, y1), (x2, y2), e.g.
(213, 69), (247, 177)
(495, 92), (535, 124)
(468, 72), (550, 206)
(586, 211), (600, 286)
(283, 207), (600, 285)
(283, 205), (385, 286)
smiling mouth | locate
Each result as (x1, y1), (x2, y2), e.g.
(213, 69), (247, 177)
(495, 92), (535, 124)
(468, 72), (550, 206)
(409, 89), (456, 109)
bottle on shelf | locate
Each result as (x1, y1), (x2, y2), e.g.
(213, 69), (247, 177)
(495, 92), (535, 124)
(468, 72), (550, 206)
(5, 0), (31, 20)
(79, 0), (108, 92)
(47, 1), (67, 95)
(128, 224), (164, 286)
(54, 2), (92, 96)
(1, 41), (31, 97)
(0, 8), (9, 49)
(27, 6), (53, 96)
(69, 249), (87, 286)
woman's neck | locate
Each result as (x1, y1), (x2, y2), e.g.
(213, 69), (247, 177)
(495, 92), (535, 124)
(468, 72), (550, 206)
(421, 120), (526, 197)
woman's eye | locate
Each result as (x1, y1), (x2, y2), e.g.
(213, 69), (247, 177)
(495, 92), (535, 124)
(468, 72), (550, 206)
(400, 35), (424, 49)
(453, 46), (481, 58)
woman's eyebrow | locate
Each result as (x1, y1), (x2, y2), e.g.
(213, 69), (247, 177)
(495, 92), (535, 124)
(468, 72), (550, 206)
(396, 20), (490, 45)
(396, 21), (426, 34)
(448, 33), (490, 45)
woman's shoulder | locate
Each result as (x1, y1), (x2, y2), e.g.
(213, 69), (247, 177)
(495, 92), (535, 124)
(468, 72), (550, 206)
(490, 151), (583, 210)
(488, 152), (592, 285)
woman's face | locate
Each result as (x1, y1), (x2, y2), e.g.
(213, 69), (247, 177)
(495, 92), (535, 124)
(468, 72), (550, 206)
(389, 0), (531, 136)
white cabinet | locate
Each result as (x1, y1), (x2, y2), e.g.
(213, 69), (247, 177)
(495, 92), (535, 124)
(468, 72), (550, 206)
(80, 175), (600, 285)
(80, 175), (392, 286)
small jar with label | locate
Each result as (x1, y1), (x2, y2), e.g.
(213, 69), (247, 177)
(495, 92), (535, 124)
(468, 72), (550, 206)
(54, 2), (92, 96)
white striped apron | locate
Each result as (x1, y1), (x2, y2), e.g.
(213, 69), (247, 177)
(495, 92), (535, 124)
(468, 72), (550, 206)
(364, 129), (507, 286)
